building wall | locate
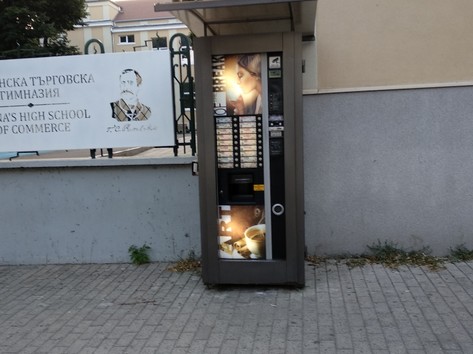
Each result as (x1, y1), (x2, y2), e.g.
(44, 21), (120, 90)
(303, 86), (473, 255)
(71, 26), (114, 54)
(91, 27), (107, 44)
(0, 159), (200, 264)
(68, 1), (188, 54)
(88, 5), (104, 20)
(87, 0), (120, 21)
(67, 29), (85, 52)
(315, 0), (473, 92)
(305, 1), (473, 255)
(101, 26), (114, 53)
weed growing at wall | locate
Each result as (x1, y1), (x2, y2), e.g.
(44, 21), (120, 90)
(128, 244), (151, 265)
(449, 244), (473, 262)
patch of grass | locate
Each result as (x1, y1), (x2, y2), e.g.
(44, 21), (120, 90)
(344, 256), (372, 268)
(449, 244), (473, 262)
(365, 240), (444, 270)
(168, 251), (201, 273)
(305, 255), (326, 266)
(128, 244), (151, 265)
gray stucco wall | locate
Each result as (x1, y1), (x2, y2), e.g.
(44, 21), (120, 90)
(0, 158), (200, 264)
(3, 86), (473, 264)
(304, 86), (473, 256)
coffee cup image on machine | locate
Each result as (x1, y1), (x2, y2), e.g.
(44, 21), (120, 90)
(218, 205), (266, 259)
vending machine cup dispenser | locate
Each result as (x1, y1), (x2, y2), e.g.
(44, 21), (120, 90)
(195, 32), (305, 286)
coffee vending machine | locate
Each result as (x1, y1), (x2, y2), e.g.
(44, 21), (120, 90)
(195, 33), (305, 286)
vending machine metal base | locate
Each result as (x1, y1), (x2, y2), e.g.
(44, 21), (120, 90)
(195, 32), (305, 286)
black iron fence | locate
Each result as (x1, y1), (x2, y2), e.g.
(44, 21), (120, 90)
(169, 33), (196, 156)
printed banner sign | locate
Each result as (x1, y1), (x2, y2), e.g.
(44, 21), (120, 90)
(0, 51), (174, 152)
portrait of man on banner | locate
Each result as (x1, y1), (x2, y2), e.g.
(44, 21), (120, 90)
(110, 68), (152, 122)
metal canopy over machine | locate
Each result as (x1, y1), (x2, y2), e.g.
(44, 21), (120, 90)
(154, 0), (316, 37)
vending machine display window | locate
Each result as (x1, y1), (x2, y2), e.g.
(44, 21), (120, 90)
(211, 51), (287, 262)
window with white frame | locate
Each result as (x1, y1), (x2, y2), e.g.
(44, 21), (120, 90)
(119, 35), (135, 44)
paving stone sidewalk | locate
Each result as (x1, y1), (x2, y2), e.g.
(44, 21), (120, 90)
(1, 261), (473, 353)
